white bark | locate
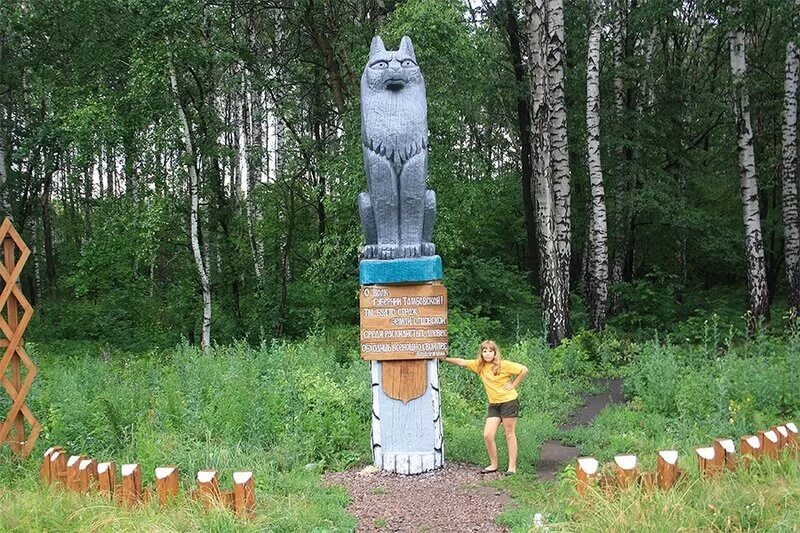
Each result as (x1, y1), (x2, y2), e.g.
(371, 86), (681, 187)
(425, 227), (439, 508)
(612, 1), (625, 113)
(169, 58), (212, 352)
(587, 1), (609, 330)
(238, 69), (265, 283)
(782, 37), (800, 313)
(641, 26), (658, 110)
(527, 0), (568, 346)
(547, 0), (572, 333)
(729, 22), (769, 329)
(609, 0), (628, 311)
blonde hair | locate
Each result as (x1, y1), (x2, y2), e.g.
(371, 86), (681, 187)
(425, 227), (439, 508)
(475, 340), (502, 375)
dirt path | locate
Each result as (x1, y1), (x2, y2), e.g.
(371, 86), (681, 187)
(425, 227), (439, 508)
(324, 379), (624, 532)
(536, 378), (625, 480)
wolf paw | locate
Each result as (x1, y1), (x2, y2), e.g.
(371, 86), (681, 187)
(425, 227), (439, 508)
(401, 244), (421, 258)
(421, 242), (435, 256)
(378, 244), (398, 259)
(363, 244), (378, 259)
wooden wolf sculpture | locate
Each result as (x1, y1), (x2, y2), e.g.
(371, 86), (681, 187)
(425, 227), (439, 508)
(359, 35), (436, 259)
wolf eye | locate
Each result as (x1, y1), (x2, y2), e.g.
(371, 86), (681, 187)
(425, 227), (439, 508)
(372, 61), (389, 69)
(401, 60), (415, 68)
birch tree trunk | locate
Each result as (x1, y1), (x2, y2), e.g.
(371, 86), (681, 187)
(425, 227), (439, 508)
(526, 0), (567, 347)
(729, 20), (770, 331)
(31, 215), (42, 306)
(42, 171), (56, 295)
(547, 0), (572, 336)
(586, 0), (608, 330)
(608, 0), (628, 312)
(169, 58), (212, 352)
(238, 69), (265, 283)
(781, 35), (800, 316)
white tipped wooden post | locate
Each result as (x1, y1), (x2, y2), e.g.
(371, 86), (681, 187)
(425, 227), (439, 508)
(759, 430), (779, 459)
(657, 450), (679, 490)
(155, 467), (180, 507)
(695, 447), (720, 478)
(40, 447), (60, 484)
(119, 464), (142, 506)
(774, 426), (788, 452)
(49, 450), (68, 487)
(196, 470), (220, 509)
(576, 457), (598, 496)
(740, 435), (762, 465)
(40, 447), (54, 484)
(96, 462), (116, 498)
(786, 422), (798, 452)
(77, 459), (97, 492)
(614, 455), (637, 489)
(714, 439), (737, 472)
(66, 455), (83, 491)
(233, 471), (256, 519)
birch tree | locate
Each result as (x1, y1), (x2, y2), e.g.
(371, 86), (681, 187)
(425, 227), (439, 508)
(169, 57), (212, 352)
(547, 0), (572, 336)
(526, 0), (568, 346)
(586, 0), (608, 330)
(729, 13), (770, 331)
(782, 19), (800, 317)
(608, 0), (629, 312)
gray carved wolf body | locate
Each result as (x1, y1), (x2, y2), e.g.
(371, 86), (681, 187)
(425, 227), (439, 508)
(359, 35), (436, 259)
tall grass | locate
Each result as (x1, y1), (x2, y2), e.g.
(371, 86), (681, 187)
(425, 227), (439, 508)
(1, 330), (590, 529)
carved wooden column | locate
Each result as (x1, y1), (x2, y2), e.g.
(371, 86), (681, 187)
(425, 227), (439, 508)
(356, 36), (444, 474)
(360, 260), (446, 474)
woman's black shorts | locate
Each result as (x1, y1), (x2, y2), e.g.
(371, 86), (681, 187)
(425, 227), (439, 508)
(487, 398), (519, 419)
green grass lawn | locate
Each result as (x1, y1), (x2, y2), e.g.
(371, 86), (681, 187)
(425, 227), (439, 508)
(1, 330), (798, 531)
(496, 453), (800, 532)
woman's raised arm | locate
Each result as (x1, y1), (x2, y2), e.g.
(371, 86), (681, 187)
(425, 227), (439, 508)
(443, 357), (468, 367)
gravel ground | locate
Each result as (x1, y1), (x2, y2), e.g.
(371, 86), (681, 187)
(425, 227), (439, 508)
(325, 380), (624, 531)
(324, 462), (514, 532)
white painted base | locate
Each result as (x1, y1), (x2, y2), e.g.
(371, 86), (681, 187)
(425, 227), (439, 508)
(371, 359), (444, 474)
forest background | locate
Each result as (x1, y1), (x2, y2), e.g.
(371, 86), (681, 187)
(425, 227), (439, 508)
(3, 0), (799, 348)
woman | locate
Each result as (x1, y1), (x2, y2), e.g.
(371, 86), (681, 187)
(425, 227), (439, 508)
(444, 340), (528, 474)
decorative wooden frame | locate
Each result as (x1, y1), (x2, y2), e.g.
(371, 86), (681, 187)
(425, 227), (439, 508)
(0, 218), (39, 457)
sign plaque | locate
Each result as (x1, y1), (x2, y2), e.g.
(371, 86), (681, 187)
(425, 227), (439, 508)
(359, 282), (448, 360)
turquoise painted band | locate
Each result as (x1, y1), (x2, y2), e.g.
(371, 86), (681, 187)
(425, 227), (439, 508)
(359, 256), (443, 285)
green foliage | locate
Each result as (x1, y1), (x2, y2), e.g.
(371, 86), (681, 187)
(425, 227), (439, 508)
(445, 257), (540, 337)
(498, 455), (800, 532)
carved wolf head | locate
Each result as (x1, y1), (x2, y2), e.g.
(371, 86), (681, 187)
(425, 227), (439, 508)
(363, 36), (423, 93)
(360, 35), (427, 162)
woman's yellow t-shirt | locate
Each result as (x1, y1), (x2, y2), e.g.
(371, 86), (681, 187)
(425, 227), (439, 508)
(465, 359), (525, 404)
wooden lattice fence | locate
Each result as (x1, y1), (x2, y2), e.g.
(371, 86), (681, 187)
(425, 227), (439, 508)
(0, 217), (39, 457)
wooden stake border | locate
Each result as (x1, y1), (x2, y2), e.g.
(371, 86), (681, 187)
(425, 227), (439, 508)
(40, 447), (256, 520)
(575, 422), (799, 499)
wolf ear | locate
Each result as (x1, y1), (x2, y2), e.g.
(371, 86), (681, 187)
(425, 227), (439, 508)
(370, 35), (386, 57)
(399, 36), (416, 60)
